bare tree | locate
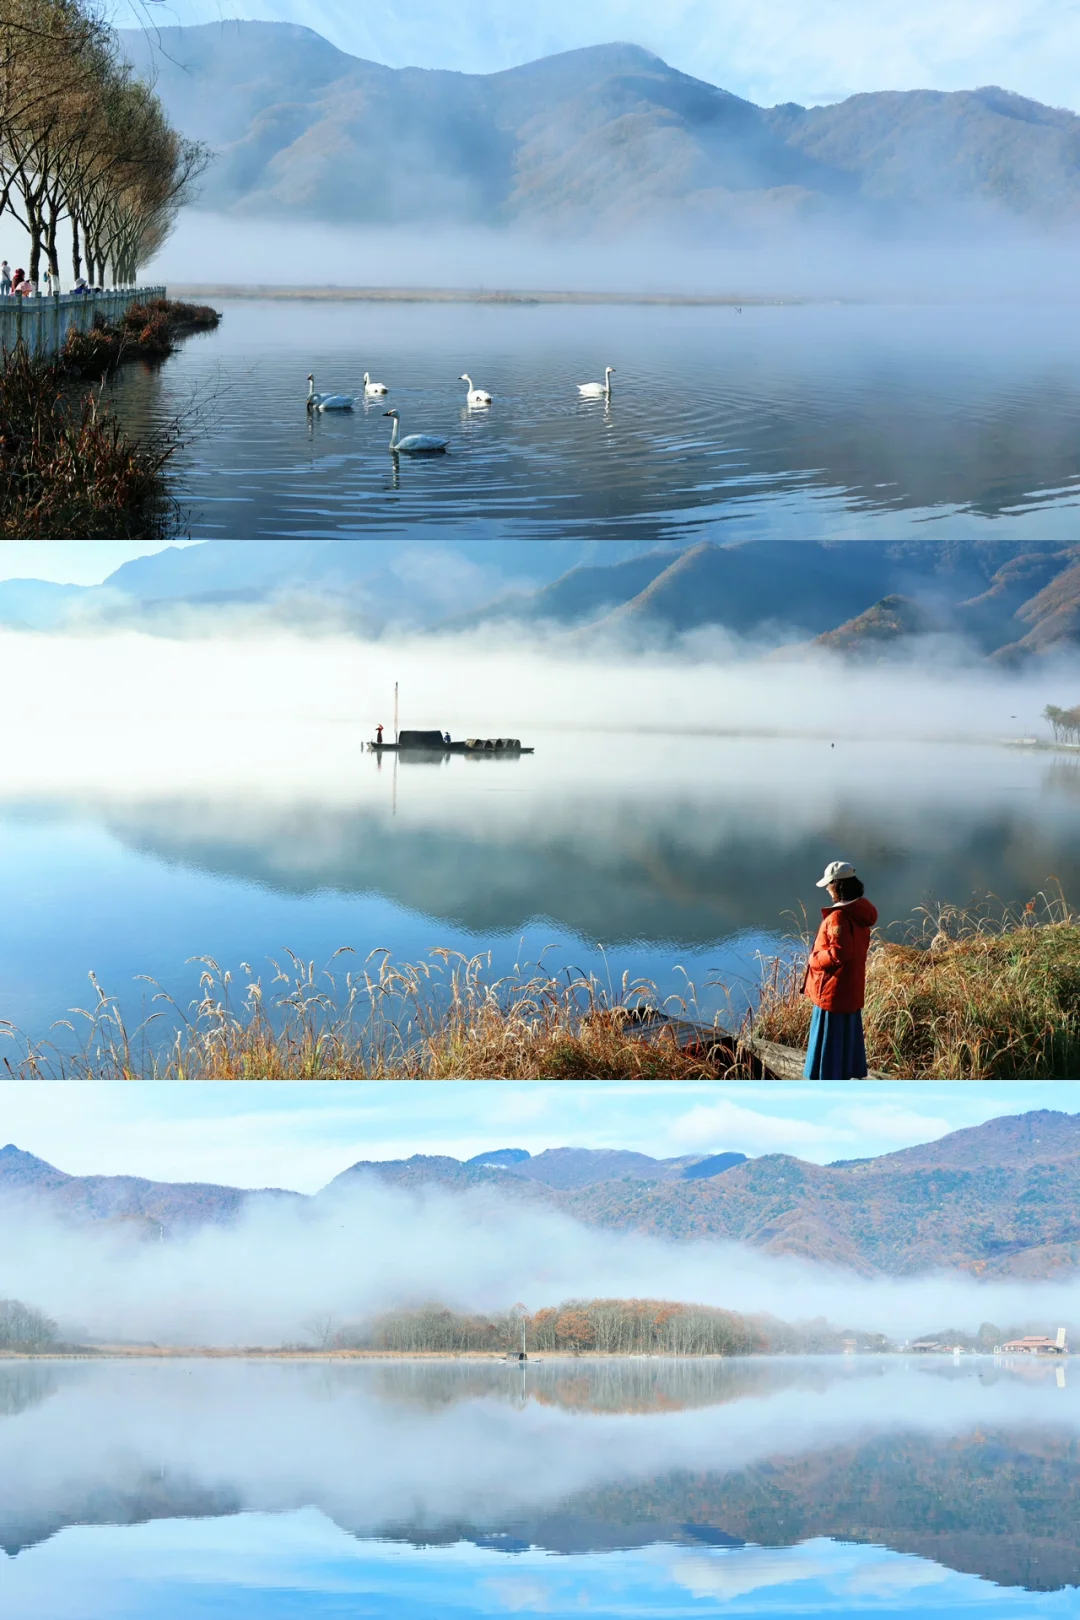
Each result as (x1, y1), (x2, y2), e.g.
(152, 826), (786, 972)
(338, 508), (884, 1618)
(0, 0), (209, 289)
(0, 1297), (58, 1351)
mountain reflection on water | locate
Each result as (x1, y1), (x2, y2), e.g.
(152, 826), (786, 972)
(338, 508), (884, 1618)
(2, 732), (1079, 1038)
(108, 299), (1080, 540)
(0, 1356), (1076, 1617)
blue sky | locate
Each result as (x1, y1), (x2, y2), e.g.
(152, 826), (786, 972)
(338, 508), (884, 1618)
(0, 541), (195, 585)
(1, 1082), (1074, 1191)
(112, 0), (1080, 111)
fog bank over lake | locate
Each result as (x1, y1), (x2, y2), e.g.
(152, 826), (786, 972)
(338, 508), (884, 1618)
(1, 628), (1077, 1039)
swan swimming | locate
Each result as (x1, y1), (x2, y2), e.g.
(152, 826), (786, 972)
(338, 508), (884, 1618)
(578, 365), (615, 399)
(384, 409), (448, 454)
(364, 372), (389, 395)
(460, 373), (492, 406)
(307, 374), (356, 411)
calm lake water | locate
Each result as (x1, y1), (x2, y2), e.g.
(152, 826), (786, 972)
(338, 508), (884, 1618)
(1, 1356), (1076, 1617)
(0, 725), (1079, 1045)
(109, 299), (1080, 540)
(1, 724), (1078, 1044)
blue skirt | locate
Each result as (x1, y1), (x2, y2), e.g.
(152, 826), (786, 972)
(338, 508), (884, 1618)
(803, 1006), (868, 1079)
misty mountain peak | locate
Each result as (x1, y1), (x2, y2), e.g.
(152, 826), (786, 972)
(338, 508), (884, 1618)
(113, 21), (1080, 231)
(0, 1144), (71, 1179)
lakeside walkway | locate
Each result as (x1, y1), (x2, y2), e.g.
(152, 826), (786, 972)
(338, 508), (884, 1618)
(0, 285), (166, 356)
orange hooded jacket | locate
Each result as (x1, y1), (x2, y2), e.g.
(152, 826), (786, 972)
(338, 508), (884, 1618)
(804, 896), (878, 1014)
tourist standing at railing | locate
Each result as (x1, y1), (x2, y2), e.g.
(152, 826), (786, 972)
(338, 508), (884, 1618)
(0, 262), (10, 296)
(11, 268), (23, 294)
(42, 267), (55, 295)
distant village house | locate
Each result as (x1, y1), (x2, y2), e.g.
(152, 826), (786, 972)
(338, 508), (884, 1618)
(997, 1329), (1068, 1356)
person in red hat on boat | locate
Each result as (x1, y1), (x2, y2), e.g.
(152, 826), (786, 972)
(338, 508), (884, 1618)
(376, 723), (384, 746)
(803, 860), (878, 1078)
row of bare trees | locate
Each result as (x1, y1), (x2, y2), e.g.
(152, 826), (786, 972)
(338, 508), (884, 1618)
(0, 0), (206, 290)
(1043, 705), (1080, 743)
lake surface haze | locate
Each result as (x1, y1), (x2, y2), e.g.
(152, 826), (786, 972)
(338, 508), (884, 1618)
(1, 1356), (1076, 1618)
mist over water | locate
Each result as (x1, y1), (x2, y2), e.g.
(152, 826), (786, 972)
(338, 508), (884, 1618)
(6, 1178), (1080, 1347)
(0, 1356), (1077, 1615)
(1, 628), (1078, 1041)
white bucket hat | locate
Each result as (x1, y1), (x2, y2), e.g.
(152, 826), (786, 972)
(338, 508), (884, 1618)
(816, 860), (856, 888)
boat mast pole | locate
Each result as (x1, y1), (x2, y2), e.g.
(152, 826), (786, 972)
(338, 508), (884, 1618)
(394, 680), (399, 745)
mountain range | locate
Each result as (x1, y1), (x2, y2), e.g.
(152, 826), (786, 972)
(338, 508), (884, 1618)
(115, 25), (1080, 234)
(4, 1109), (1078, 1277)
(6, 538), (1080, 659)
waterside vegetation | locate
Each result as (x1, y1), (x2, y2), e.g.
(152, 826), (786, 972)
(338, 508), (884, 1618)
(754, 892), (1080, 1080)
(4, 894), (1078, 1078)
(0, 299), (218, 536)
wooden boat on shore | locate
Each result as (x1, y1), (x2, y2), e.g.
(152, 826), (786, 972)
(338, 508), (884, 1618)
(367, 729), (533, 754)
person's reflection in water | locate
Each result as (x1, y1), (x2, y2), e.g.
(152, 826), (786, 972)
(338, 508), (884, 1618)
(803, 860), (878, 1079)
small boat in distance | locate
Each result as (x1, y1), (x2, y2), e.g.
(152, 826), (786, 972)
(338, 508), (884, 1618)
(367, 728), (533, 753)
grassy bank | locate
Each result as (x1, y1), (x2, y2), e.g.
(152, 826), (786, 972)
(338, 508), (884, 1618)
(753, 894), (1080, 1079)
(0, 299), (219, 537)
(59, 297), (220, 378)
(5, 899), (1077, 1078)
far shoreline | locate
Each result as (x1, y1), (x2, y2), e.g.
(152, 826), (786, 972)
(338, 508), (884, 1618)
(0, 1347), (1033, 1362)
(169, 283), (823, 307)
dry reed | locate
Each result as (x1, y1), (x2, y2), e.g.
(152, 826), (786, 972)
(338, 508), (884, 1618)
(1, 949), (741, 1080)
(0, 343), (178, 537)
(8, 892), (1075, 1079)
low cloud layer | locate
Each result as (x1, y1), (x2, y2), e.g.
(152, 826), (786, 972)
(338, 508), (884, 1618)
(0, 628), (1074, 789)
(4, 1179), (1077, 1346)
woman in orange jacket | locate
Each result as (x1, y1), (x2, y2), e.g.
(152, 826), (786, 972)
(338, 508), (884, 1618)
(803, 860), (878, 1079)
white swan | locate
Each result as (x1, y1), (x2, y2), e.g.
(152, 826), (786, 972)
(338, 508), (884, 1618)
(307, 373), (355, 411)
(364, 372), (388, 395)
(578, 365), (615, 399)
(460, 373), (492, 406)
(384, 409), (447, 454)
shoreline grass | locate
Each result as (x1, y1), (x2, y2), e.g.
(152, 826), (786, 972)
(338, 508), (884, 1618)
(2, 950), (742, 1080)
(4, 894), (1076, 1078)
(0, 299), (219, 537)
(753, 890), (1080, 1079)
(59, 297), (220, 379)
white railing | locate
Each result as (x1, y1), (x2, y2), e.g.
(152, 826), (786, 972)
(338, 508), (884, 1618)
(0, 286), (167, 356)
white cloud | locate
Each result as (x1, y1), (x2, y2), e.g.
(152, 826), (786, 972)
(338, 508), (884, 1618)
(485, 1575), (554, 1611)
(845, 1556), (951, 1597)
(668, 1099), (842, 1155)
(843, 1104), (955, 1146)
(674, 1545), (831, 1599)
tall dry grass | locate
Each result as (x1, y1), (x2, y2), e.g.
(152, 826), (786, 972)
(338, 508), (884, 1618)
(2, 949), (741, 1080)
(8, 894), (1076, 1078)
(753, 890), (1080, 1078)
(0, 343), (178, 537)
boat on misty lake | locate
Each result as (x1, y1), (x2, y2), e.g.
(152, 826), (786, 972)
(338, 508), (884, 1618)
(367, 729), (534, 753)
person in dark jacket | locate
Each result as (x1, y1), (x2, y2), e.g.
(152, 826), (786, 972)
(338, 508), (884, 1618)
(803, 860), (878, 1079)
